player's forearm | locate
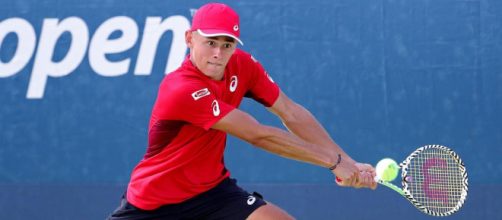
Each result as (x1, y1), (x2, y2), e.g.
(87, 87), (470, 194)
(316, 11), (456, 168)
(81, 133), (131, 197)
(212, 107), (343, 168)
(280, 103), (355, 163)
(248, 125), (337, 168)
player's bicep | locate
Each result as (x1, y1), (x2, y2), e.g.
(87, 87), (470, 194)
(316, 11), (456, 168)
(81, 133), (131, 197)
(211, 108), (266, 143)
(267, 90), (302, 122)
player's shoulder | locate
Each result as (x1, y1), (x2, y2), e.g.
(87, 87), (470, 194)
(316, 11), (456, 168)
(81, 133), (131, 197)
(160, 71), (207, 96)
(233, 48), (250, 57)
(156, 77), (210, 107)
(231, 48), (254, 62)
(229, 48), (262, 70)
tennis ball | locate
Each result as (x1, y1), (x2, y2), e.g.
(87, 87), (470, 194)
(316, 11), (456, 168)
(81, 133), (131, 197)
(376, 158), (399, 182)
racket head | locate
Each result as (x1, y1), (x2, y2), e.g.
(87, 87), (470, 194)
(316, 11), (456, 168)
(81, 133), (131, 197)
(400, 145), (468, 216)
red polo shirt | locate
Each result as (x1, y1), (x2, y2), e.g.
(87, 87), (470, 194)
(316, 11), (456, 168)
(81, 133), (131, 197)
(126, 49), (280, 210)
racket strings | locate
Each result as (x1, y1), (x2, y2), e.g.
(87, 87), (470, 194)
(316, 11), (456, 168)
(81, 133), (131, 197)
(405, 148), (465, 213)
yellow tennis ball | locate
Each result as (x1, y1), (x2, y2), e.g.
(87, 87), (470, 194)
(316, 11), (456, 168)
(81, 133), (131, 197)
(376, 158), (399, 182)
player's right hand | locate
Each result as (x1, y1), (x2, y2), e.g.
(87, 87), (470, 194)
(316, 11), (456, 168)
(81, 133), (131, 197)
(354, 163), (377, 190)
(331, 157), (360, 187)
(333, 160), (377, 190)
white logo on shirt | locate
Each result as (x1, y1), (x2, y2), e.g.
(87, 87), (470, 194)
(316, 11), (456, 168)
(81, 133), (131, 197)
(247, 195), (256, 205)
(229, 75), (238, 92)
(191, 88), (210, 100)
(265, 71), (274, 83)
(211, 100), (220, 116)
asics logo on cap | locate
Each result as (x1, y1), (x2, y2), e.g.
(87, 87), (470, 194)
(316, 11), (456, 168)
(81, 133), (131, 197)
(190, 3), (243, 45)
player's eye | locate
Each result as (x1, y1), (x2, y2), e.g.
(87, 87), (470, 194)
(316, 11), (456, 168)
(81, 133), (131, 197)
(223, 43), (233, 49)
(207, 41), (215, 46)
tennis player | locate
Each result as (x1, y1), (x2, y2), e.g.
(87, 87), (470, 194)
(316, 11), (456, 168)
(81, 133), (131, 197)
(108, 3), (376, 220)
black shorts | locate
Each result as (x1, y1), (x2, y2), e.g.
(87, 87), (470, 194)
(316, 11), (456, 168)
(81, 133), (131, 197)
(107, 178), (267, 220)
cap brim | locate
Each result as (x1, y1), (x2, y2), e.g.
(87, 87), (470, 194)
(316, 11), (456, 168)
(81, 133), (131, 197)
(197, 29), (243, 45)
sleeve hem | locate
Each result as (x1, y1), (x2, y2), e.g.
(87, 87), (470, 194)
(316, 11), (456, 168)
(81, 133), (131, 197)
(201, 106), (235, 131)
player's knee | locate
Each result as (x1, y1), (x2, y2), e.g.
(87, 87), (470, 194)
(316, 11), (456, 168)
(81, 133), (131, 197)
(247, 203), (295, 220)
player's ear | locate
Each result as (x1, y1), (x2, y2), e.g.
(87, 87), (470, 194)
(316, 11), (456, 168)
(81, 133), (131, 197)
(185, 31), (193, 48)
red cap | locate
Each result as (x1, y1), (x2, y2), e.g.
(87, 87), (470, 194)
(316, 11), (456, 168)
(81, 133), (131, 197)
(191, 3), (243, 45)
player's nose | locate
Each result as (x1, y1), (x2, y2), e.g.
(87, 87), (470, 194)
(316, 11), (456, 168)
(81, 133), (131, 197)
(212, 47), (221, 59)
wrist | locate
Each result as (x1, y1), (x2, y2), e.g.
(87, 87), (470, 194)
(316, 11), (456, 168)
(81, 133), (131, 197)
(328, 154), (342, 170)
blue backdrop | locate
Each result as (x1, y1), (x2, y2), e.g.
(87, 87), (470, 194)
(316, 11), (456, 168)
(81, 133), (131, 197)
(1, 0), (501, 219)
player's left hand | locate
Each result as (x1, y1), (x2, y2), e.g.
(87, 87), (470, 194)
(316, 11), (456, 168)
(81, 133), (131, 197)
(354, 163), (377, 189)
(335, 162), (377, 189)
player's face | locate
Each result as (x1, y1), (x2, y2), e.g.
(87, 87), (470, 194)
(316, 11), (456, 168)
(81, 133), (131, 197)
(186, 31), (237, 80)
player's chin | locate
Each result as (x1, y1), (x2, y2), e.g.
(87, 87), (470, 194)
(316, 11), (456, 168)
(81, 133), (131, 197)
(206, 65), (223, 72)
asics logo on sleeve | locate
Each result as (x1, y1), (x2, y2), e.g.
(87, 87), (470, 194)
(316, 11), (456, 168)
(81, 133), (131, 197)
(229, 75), (238, 92)
(211, 100), (220, 116)
(191, 88), (210, 100)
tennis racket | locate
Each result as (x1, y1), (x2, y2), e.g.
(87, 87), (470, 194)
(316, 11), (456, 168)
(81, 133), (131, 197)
(339, 144), (468, 216)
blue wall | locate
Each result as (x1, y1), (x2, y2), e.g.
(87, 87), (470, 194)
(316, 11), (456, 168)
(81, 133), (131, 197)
(1, 0), (501, 219)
